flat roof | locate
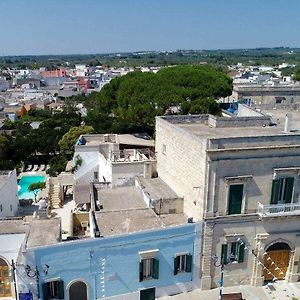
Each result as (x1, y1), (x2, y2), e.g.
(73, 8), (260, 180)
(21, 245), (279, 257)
(74, 184), (91, 205)
(0, 219), (28, 234)
(0, 218), (61, 248)
(177, 122), (283, 138)
(137, 176), (180, 201)
(98, 186), (147, 211)
(95, 185), (189, 236)
(95, 208), (163, 236)
(80, 133), (154, 147)
(26, 219), (61, 248)
(159, 114), (300, 142)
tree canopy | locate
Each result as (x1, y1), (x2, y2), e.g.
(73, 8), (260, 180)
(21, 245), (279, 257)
(28, 181), (46, 201)
(84, 65), (232, 134)
(295, 66), (300, 81)
(59, 125), (94, 156)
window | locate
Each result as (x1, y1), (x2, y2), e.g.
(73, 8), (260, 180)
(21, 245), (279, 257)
(174, 254), (192, 275)
(228, 184), (244, 215)
(42, 280), (64, 300)
(271, 177), (294, 204)
(10, 205), (12, 212)
(139, 258), (159, 281)
(0, 204), (2, 212)
(162, 144), (166, 155)
(221, 242), (245, 265)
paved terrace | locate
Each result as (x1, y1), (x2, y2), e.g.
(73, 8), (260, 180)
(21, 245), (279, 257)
(77, 133), (154, 147)
(95, 186), (188, 237)
(159, 114), (300, 150)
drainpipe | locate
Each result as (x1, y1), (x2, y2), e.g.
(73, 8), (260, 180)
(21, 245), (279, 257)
(11, 260), (19, 300)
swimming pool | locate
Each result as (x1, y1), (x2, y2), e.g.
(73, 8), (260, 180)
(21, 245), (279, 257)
(18, 175), (46, 200)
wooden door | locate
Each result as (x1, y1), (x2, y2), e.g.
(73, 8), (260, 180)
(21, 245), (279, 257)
(264, 250), (290, 281)
(0, 265), (12, 297)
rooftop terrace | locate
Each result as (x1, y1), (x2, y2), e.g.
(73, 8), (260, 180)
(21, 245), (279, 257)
(95, 185), (188, 236)
(77, 133), (154, 148)
(158, 114), (300, 150)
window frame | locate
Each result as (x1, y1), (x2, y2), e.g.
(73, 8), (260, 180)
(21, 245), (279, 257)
(226, 183), (245, 215)
(271, 176), (295, 205)
(221, 241), (245, 265)
(139, 258), (159, 282)
(42, 278), (64, 300)
(174, 253), (192, 275)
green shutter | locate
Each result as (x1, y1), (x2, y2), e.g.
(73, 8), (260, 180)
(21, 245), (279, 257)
(174, 256), (179, 275)
(57, 280), (64, 299)
(238, 243), (245, 263)
(186, 254), (192, 272)
(153, 258), (159, 279)
(284, 177), (294, 203)
(270, 179), (280, 204)
(42, 283), (50, 300)
(139, 261), (143, 282)
(228, 184), (243, 215)
(221, 244), (228, 265)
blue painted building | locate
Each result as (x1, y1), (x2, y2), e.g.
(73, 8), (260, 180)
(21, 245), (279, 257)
(25, 223), (201, 300)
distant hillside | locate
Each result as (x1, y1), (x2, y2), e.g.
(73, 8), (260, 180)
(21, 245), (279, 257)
(1, 47), (300, 69)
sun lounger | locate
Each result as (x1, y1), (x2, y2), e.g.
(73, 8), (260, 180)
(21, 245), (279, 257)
(40, 164), (45, 171)
(32, 165), (38, 172)
(26, 165), (33, 171)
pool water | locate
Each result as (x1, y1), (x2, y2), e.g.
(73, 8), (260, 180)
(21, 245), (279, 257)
(18, 175), (46, 200)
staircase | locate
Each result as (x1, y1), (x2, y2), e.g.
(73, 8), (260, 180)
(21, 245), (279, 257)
(49, 177), (62, 209)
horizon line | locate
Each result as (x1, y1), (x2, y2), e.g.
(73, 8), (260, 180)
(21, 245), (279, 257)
(1, 46), (300, 58)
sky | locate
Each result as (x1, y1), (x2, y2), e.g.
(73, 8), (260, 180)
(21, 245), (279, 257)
(0, 0), (300, 55)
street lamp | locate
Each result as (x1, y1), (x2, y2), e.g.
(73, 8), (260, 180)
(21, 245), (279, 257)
(212, 253), (236, 300)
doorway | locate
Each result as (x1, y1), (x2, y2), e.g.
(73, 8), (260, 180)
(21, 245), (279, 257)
(0, 258), (12, 297)
(140, 287), (155, 300)
(68, 281), (87, 300)
(264, 242), (291, 281)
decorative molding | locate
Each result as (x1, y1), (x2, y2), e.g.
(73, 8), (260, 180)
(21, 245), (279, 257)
(224, 175), (253, 183)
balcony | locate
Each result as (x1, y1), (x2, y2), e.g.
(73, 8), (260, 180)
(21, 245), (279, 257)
(257, 202), (300, 218)
(109, 149), (156, 163)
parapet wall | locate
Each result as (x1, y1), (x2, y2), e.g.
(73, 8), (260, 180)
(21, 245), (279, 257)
(208, 115), (271, 128)
(160, 114), (271, 128)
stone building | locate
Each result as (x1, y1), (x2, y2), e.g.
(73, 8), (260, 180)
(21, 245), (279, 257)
(232, 83), (300, 106)
(156, 113), (300, 289)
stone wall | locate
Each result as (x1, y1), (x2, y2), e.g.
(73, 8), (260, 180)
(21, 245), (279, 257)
(155, 117), (206, 221)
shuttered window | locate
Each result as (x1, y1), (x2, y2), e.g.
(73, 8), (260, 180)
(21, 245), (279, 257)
(139, 258), (159, 281)
(221, 244), (228, 265)
(228, 184), (244, 215)
(270, 177), (294, 204)
(174, 254), (192, 275)
(221, 242), (245, 264)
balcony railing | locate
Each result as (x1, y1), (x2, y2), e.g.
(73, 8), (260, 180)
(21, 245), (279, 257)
(257, 202), (300, 218)
(109, 149), (156, 163)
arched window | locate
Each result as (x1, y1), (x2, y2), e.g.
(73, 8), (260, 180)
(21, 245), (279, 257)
(69, 281), (87, 300)
(0, 258), (12, 297)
